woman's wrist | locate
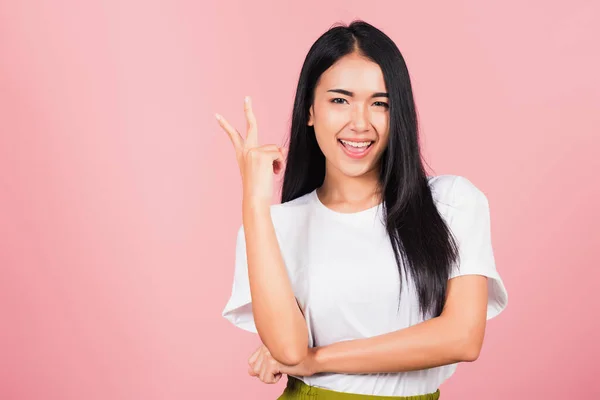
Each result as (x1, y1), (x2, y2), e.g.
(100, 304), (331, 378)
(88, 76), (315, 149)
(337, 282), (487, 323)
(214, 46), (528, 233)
(243, 194), (270, 209)
(242, 197), (271, 221)
(310, 346), (325, 375)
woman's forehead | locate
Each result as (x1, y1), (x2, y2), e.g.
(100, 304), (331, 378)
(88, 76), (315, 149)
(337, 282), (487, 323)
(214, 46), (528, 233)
(318, 57), (386, 94)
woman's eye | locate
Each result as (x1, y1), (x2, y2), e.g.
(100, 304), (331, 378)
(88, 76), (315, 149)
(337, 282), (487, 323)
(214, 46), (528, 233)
(330, 98), (388, 108)
(331, 98), (348, 104)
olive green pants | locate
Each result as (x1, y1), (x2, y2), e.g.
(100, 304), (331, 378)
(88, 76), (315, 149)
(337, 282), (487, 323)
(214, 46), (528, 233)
(277, 376), (441, 399)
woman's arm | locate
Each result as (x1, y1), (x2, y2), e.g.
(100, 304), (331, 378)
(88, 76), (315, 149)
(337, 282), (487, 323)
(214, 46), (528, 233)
(244, 201), (308, 366)
(311, 275), (488, 374)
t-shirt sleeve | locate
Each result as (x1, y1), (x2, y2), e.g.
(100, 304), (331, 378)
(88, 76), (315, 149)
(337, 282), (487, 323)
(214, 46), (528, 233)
(221, 224), (258, 333)
(447, 176), (508, 320)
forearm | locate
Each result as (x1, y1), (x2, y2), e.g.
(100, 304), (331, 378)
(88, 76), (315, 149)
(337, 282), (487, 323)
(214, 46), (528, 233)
(313, 315), (478, 374)
(243, 200), (308, 365)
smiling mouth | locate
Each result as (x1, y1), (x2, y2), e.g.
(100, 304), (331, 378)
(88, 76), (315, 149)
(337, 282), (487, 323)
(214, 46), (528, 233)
(338, 139), (374, 152)
(337, 139), (375, 159)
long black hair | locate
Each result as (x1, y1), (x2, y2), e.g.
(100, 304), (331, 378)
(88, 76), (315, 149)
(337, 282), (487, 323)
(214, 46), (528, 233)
(280, 20), (459, 319)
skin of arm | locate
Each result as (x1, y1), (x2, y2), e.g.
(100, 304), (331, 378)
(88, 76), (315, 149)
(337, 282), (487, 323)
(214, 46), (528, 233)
(310, 275), (489, 374)
(243, 200), (309, 366)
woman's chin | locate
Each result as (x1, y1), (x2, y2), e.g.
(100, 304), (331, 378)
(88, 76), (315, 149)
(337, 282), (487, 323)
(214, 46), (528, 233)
(337, 162), (375, 178)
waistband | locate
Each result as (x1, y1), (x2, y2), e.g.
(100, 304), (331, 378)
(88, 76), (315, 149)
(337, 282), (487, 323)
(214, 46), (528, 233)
(279, 376), (441, 400)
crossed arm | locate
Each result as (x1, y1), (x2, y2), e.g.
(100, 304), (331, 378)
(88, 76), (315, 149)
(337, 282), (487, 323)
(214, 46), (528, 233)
(281, 274), (489, 375)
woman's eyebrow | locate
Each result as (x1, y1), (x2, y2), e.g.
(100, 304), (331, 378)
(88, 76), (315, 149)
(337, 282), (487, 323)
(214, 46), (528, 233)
(327, 88), (389, 98)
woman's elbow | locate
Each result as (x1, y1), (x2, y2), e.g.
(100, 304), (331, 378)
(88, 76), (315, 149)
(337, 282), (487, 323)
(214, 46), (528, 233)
(451, 323), (484, 362)
(282, 329), (309, 365)
(462, 342), (482, 362)
(455, 318), (485, 362)
(460, 331), (484, 362)
(279, 345), (308, 366)
(258, 312), (309, 365)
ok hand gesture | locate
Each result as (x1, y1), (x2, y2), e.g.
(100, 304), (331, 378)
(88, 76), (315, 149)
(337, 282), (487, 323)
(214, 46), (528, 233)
(216, 96), (286, 206)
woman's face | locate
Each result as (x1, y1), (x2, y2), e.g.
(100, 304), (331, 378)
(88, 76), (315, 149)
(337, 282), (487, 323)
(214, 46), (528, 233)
(308, 53), (390, 178)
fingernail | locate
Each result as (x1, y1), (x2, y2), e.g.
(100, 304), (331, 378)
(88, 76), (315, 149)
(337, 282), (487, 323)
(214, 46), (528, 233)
(215, 113), (221, 120)
(245, 96), (250, 104)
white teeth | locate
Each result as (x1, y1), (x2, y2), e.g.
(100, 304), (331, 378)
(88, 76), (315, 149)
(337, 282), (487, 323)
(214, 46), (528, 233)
(340, 139), (372, 148)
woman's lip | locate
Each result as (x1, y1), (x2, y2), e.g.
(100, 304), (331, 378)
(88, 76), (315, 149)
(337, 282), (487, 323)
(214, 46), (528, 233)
(338, 139), (374, 159)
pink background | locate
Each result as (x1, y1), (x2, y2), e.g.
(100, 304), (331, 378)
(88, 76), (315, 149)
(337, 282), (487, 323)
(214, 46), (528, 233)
(1, 0), (598, 398)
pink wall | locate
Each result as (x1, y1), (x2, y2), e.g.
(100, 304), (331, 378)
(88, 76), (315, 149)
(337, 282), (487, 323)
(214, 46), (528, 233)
(1, 0), (598, 398)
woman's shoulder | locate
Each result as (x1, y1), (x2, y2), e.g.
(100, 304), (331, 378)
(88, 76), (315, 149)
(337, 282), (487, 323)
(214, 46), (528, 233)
(253, 191), (316, 235)
(428, 174), (488, 206)
(270, 190), (314, 218)
(236, 191), (314, 236)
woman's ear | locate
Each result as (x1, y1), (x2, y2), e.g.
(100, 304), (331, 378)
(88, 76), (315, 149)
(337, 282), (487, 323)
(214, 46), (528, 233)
(308, 105), (314, 126)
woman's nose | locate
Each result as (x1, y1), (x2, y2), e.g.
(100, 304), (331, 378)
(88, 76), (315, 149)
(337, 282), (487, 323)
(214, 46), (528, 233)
(350, 104), (369, 131)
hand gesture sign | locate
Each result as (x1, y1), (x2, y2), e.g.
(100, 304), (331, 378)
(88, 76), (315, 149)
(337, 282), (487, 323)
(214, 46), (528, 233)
(216, 96), (286, 206)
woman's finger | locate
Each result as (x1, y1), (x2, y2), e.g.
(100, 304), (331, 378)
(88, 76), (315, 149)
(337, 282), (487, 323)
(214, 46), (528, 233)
(259, 361), (270, 383)
(268, 149), (286, 167)
(247, 346), (262, 377)
(256, 149), (285, 175)
(262, 358), (280, 384)
(216, 113), (244, 150)
(253, 350), (264, 375)
(248, 345), (262, 365)
(259, 144), (280, 152)
(244, 96), (258, 148)
(260, 149), (285, 160)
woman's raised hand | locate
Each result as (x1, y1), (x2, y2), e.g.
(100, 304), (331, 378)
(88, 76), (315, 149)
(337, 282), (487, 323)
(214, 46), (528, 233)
(216, 96), (286, 206)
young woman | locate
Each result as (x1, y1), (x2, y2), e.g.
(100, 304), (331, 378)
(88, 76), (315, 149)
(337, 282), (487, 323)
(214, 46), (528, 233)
(219, 20), (508, 399)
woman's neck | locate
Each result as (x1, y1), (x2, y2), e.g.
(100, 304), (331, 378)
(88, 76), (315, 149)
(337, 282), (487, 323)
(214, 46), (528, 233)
(318, 164), (382, 210)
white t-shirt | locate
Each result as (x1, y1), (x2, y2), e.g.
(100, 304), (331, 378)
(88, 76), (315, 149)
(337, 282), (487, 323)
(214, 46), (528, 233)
(222, 174), (508, 396)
